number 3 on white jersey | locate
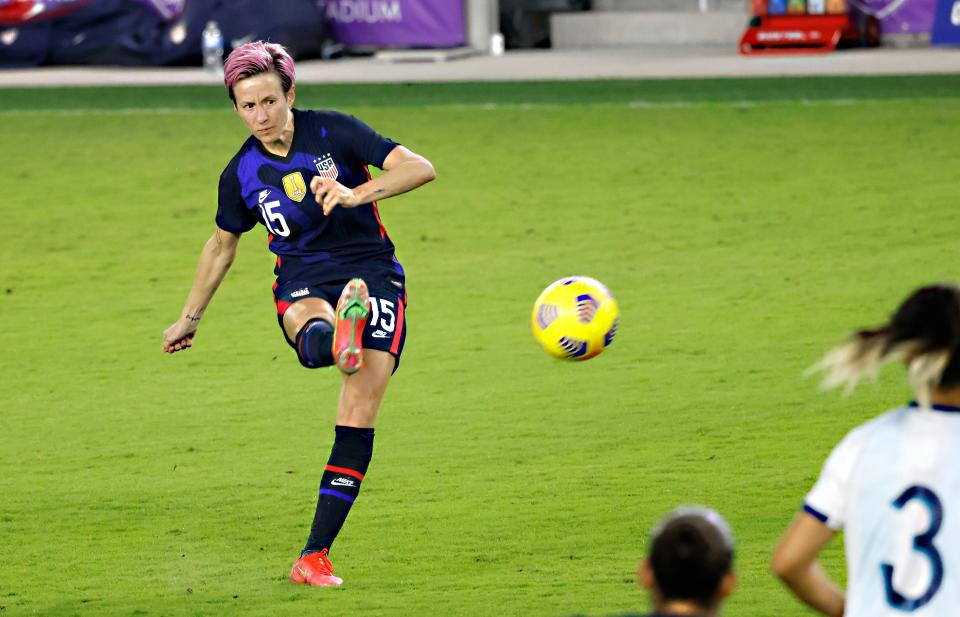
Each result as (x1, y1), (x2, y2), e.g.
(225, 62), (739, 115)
(258, 200), (290, 237)
(881, 485), (944, 611)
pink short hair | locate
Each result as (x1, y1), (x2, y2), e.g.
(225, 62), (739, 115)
(223, 41), (296, 103)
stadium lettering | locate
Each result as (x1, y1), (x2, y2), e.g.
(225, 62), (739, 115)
(324, 0), (402, 24)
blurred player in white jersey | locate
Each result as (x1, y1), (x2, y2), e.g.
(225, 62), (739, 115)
(773, 283), (960, 617)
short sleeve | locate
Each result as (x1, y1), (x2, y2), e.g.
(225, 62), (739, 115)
(803, 425), (869, 530)
(341, 114), (398, 169)
(215, 157), (257, 234)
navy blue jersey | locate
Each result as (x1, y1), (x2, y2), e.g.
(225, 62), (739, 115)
(216, 109), (403, 283)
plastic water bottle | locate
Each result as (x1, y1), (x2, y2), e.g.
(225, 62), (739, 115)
(490, 32), (505, 56)
(202, 21), (224, 77)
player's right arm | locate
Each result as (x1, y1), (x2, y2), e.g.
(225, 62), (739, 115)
(771, 426), (868, 617)
(771, 512), (844, 617)
(162, 227), (240, 353)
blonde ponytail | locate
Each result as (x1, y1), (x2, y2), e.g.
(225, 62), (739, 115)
(807, 284), (960, 408)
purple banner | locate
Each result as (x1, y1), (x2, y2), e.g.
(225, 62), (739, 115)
(848, 0), (938, 36)
(317, 0), (465, 47)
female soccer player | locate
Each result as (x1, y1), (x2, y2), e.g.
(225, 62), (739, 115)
(162, 41), (435, 587)
(773, 283), (960, 616)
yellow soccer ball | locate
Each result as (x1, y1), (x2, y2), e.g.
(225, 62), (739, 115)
(531, 276), (619, 361)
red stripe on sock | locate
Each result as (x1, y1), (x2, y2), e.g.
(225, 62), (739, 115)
(390, 296), (405, 354)
(325, 465), (365, 481)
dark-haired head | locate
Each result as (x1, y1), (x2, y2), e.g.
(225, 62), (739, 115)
(810, 283), (960, 407)
(640, 506), (736, 614)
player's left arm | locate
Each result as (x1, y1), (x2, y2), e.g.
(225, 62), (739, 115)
(771, 512), (844, 617)
(310, 145), (435, 216)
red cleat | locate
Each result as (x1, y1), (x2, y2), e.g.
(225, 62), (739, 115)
(290, 548), (343, 587)
(332, 278), (370, 375)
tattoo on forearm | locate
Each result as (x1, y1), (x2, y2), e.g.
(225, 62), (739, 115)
(185, 313), (202, 323)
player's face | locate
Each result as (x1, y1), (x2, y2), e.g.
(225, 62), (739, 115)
(232, 71), (294, 144)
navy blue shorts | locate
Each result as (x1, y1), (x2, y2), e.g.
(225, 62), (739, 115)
(272, 275), (408, 369)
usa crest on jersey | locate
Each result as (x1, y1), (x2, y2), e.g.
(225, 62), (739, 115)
(314, 155), (339, 180)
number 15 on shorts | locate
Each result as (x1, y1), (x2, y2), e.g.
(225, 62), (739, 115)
(369, 298), (396, 335)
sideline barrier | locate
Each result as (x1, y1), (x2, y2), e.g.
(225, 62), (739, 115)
(740, 0), (884, 54)
(741, 0), (850, 54)
(740, 13), (849, 54)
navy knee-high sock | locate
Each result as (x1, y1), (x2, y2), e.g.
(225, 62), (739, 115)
(303, 425), (375, 555)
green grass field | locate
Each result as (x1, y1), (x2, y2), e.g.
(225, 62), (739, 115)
(2, 75), (959, 616)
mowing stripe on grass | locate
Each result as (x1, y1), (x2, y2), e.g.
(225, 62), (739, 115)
(0, 97), (943, 116)
(0, 74), (957, 111)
